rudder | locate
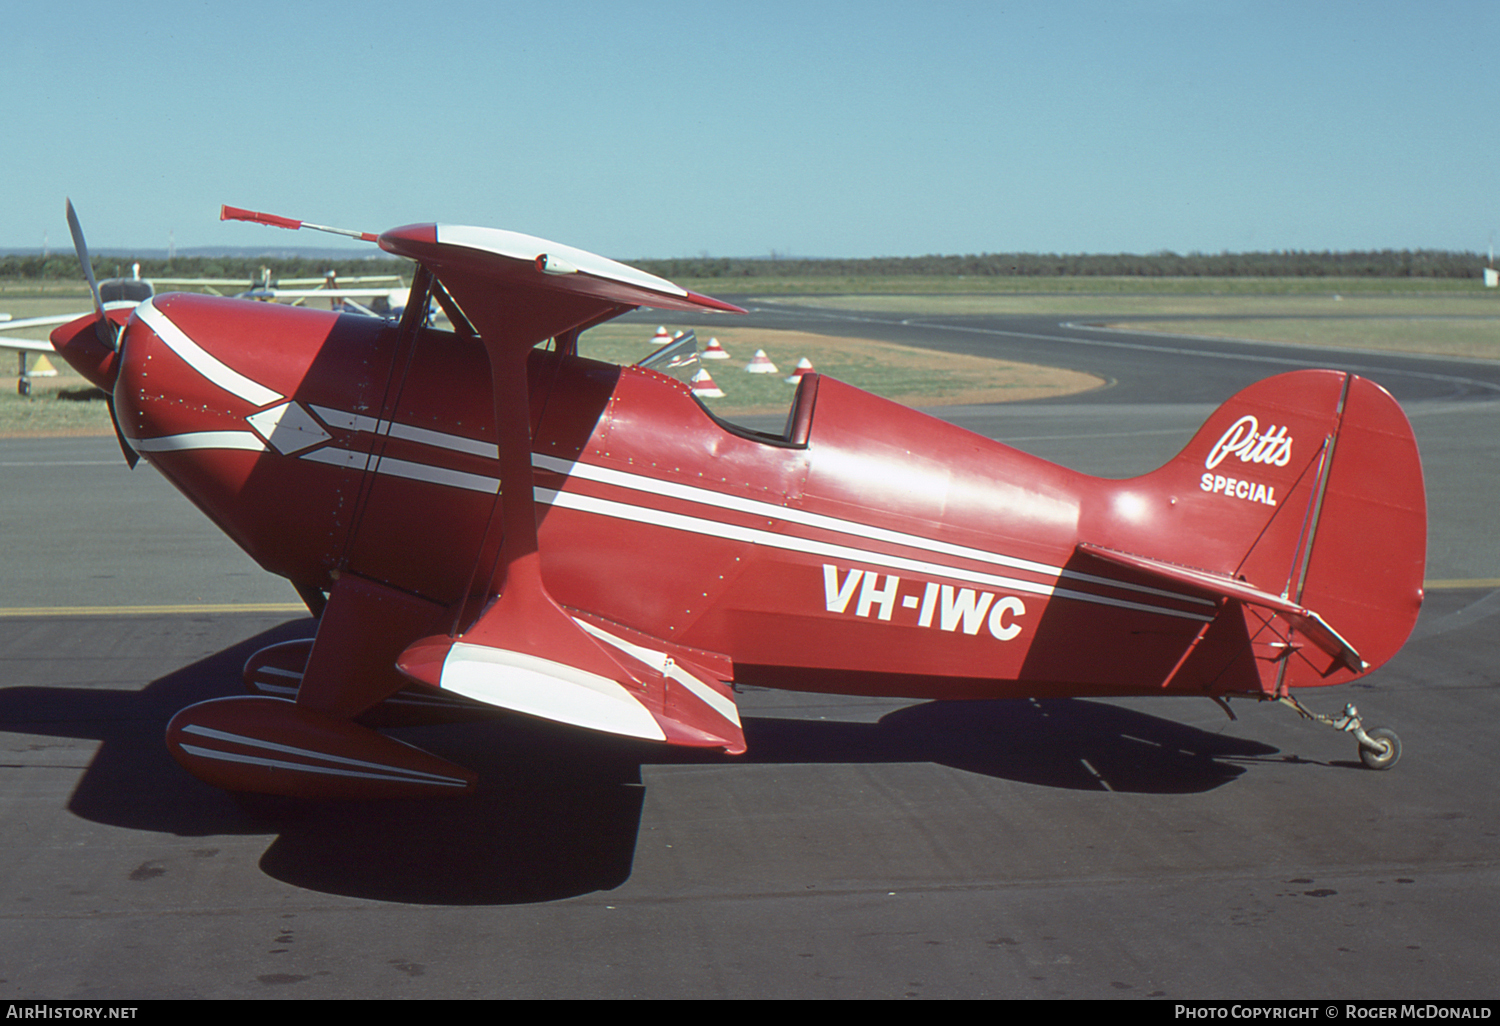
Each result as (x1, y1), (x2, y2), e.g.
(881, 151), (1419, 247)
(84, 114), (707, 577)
(1282, 373), (1425, 684)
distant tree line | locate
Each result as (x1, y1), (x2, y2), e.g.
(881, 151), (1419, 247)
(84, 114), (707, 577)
(2, 248), (1489, 283)
(635, 249), (1489, 280)
(0, 254), (414, 283)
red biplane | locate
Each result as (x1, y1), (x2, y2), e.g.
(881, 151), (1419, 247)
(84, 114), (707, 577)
(47, 202), (1425, 799)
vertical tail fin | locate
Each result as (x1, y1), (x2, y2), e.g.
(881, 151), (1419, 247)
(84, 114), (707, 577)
(1089, 369), (1425, 692)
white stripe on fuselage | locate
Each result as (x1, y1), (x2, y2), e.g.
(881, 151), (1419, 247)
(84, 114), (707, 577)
(298, 445), (499, 494)
(131, 430), (267, 453)
(532, 453), (1213, 609)
(309, 405), (499, 459)
(537, 485), (1211, 622)
(136, 299), (284, 407)
(135, 418), (1213, 622)
(126, 303), (1209, 623)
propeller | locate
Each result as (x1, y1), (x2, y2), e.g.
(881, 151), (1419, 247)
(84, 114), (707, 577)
(64, 198), (137, 468)
(65, 198), (118, 351)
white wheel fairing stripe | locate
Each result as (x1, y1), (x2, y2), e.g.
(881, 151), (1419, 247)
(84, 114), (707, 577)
(135, 298), (284, 408)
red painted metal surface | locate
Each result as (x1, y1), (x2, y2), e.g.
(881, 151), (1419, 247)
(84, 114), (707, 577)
(166, 696), (476, 799)
(51, 218), (1427, 798)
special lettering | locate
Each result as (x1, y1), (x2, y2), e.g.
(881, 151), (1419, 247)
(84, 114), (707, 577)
(1199, 472), (1278, 506)
(1199, 414), (1291, 506)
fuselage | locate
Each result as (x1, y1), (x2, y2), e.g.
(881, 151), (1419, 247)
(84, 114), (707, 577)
(86, 293), (1343, 701)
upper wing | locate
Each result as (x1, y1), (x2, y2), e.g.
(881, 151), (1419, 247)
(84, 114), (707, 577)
(378, 223), (743, 347)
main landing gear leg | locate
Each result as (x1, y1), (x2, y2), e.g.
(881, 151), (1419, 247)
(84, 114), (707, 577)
(1278, 695), (1402, 770)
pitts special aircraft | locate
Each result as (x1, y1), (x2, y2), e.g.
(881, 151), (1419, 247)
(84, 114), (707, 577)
(46, 201), (1425, 799)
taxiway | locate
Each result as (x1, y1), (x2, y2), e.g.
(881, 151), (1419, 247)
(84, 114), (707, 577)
(1, 304), (1496, 998)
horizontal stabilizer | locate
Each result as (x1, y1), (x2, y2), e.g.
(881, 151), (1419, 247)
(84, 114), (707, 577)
(1078, 543), (1366, 672)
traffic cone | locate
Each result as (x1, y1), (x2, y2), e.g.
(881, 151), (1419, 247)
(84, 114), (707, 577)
(745, 349), (779, 374)
(649, 325), (672, 347)
(701, 336), (730, 360)
(690, 369), (725, 398)
(784, 357), (814, 384)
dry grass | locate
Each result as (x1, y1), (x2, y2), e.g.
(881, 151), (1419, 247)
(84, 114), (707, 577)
(581, 325), (1102, 415)
(1111, 317), (1500, 360)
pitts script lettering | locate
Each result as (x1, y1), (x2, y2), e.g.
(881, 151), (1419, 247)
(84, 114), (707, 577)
(1205, 415), (1293, 470)
(822, 564), (1025, 641)
(1199, 414), (1291, 507)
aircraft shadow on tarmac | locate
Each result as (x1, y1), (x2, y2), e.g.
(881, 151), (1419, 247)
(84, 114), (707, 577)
(1, 620), (1279, 906)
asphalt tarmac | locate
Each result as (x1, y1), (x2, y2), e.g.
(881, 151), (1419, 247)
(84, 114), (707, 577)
(1, 303), (1497, 999)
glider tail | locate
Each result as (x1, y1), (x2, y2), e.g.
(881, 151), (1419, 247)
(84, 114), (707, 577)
(1089, 369), (1425, 692)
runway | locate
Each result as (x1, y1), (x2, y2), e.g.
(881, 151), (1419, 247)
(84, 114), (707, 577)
(1, 302), (1497, 999)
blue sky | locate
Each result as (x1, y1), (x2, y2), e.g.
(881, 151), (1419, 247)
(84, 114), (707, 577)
(5, 1), (1496, 259)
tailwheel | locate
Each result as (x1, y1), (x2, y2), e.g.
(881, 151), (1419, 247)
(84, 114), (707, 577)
(1358, 726), (1402, 770)
(1278, 696), (1403, 771)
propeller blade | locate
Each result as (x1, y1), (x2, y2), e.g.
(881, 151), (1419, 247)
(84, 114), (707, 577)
(105, 394), (139, 470)
(64, 199), (134, 467)
(64, 199), (118, 351)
